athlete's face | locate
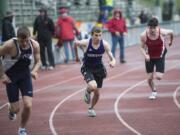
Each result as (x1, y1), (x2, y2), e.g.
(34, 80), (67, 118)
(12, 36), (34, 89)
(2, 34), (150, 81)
(92, 32), (102, 42)
(18, 38), (29, 48)
(148, 26), (157, 35)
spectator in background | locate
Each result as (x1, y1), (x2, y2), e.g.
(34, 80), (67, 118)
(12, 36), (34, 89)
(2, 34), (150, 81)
(107, 9), (127, 63)
(139, 10), (148, 24)
(74, 0), (81, 6)
(98, 0), (106, 24)
(98, 0), (114, 24)
(33, 8), (55, 70)
(104, 0), (114, 22)
(1, 11), (15, 43)
(86, 0), (90, 6)
(56, 8), (80, 63)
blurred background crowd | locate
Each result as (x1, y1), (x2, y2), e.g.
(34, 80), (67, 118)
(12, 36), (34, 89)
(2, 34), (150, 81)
(0, 0), (179, 69)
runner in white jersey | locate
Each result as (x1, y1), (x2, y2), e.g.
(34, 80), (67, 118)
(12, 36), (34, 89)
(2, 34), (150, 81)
(0, 26), (41, 135)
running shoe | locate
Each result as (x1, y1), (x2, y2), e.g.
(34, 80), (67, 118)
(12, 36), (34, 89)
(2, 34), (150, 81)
(18, 128), (27, 135)
(88, 108), (96, 117)
(47, 66), (54, 70)
(149, 91), (157, 100)
(8, 103), (16, 121)
(84, 89), (91, 104)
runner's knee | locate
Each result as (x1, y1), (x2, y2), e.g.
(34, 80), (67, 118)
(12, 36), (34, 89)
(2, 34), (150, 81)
(23, 102), (32, 110)
(156, 76), (162, 80)
(147, 77), (153, 83)
(11, 105), (20, 113)
(88, 81), (97, 91)
(156, 73), (163, 80)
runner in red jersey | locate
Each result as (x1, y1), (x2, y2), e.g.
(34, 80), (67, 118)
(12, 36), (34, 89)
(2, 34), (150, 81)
(140, 17), (173, 100)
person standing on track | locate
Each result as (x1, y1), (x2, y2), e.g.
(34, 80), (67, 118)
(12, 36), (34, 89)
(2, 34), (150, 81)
(0, 26), (41, 135)
(74, 26), (116, 117)
(140, 17), (173, 100)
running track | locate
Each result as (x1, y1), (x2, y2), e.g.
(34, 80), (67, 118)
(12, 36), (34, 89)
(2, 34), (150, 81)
(0, 36), (180, 135)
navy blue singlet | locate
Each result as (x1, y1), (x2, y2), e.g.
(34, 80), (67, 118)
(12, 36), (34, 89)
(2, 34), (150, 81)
(83, 38), (105, 67)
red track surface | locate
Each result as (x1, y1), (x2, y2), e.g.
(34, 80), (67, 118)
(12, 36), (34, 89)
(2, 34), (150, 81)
(0, 36), (180, 135)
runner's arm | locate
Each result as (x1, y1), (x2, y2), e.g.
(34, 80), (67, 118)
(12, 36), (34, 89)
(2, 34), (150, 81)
(140, 34), (150, 61)
(0, 40), (13, 83)
(161, 29), (174, 46)
(31, 40), (41, 80)
(74, 39), (88, 62)
(103, 40), (116, 67)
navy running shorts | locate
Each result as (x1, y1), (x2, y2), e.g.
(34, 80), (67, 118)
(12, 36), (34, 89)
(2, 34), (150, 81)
(81, 64), (107, 88)
(6, 70), (33, 103)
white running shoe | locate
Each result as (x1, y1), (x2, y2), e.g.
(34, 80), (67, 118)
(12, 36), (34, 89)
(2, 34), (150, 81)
(84, 89), (91, 104)
(88, 108), (96, 117)
(18, 128), (27, 135)
(41, 66), (46, 70)
(149, 91), (157, 100)
(47, 66), (54, 70)
(8, 103), (16, 121)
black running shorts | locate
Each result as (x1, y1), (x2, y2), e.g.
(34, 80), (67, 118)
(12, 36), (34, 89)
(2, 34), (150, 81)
(81, 64), (107, 88)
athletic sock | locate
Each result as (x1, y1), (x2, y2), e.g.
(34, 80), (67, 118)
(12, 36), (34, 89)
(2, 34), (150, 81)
(19, 127), (26, 131)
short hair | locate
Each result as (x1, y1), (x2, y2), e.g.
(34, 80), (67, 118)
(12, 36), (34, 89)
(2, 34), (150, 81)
(17, 26), (31, 39)
(148, 17), (158, 27)
(91, 26), (102, 35)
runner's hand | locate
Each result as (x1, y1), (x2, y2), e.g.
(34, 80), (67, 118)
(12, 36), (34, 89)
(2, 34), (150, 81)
(1, 74), (11, 84)
(31, 71), (38, 80)
(145, 54), (150, 62)
(109, 60), (116, 68)
(169, 42), (173, 46)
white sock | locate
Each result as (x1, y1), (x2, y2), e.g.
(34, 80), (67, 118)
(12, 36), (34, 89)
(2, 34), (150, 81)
(19, 127), (25, 131)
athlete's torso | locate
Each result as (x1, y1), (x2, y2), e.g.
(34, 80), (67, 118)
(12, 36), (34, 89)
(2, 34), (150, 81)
(145, 29), (165, 59)
(83, 38), (105, 67)
(4, 38), (33, 73)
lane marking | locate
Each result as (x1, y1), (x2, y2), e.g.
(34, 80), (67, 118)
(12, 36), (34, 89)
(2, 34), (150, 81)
(0, 75), (81, 110)
(173, 86), (180, 109)
(114, 63), (180, 135)
(49, 66), (142, 135)
(0, 60), (143, 110)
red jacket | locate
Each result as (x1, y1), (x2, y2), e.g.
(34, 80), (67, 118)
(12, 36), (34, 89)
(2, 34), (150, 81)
(108, 18), (127, 34)
(57, 16), (78, 41)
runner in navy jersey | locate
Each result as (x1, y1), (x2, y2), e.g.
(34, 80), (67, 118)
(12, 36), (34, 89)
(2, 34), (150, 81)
(74, 26), (116, 117)
(140, 17), (174, 100)
(0, 26), (41, 135)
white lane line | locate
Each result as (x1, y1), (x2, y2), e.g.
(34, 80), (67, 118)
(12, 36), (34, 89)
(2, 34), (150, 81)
(49, 88), (85, 135)
(0, 75), (81, 111)
(49, 66), (142, 135)
(38, 65), (80, 80)
(173, 86), (180, 109)
(114, 80), (145, 135)
(0, 61), (142, 111)
(114, 63), (180, 135)
(0, 103), (8, 110)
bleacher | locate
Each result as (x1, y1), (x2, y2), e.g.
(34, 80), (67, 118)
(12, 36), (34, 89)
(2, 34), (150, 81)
(7, 0), (55, 26)
(7, 0), (145, 27)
